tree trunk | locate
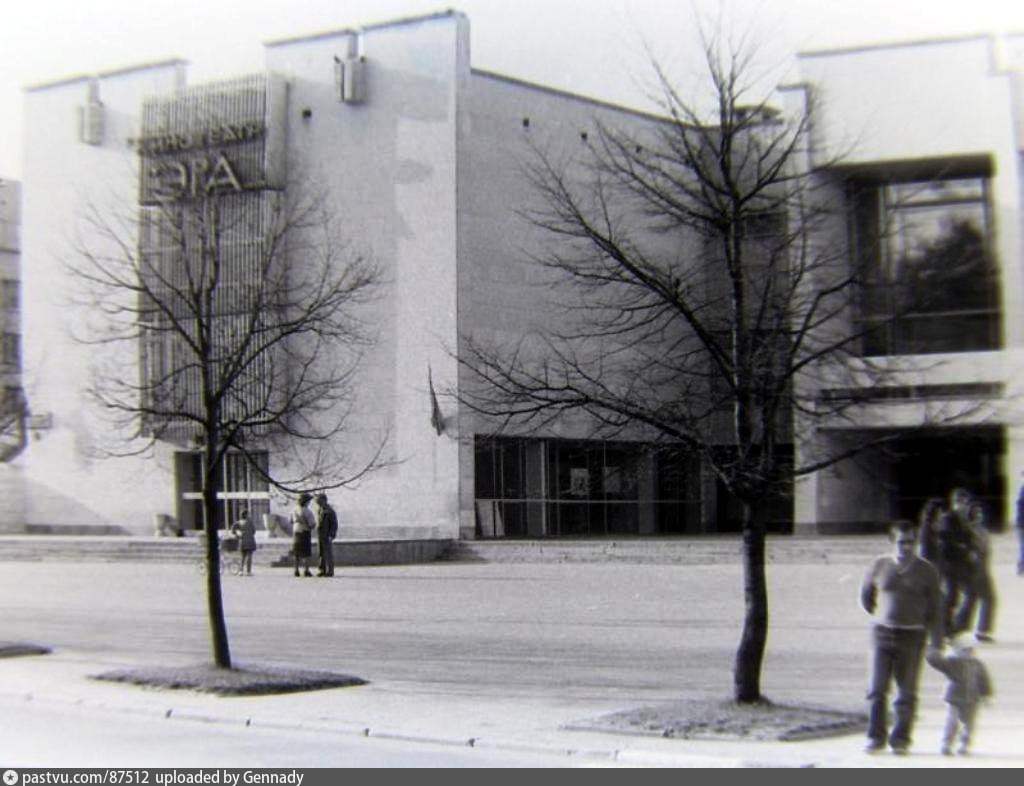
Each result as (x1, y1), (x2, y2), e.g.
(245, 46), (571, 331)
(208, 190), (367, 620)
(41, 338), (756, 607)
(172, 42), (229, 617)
(734, 498), (767, 703)
(202, 468), (232, 669)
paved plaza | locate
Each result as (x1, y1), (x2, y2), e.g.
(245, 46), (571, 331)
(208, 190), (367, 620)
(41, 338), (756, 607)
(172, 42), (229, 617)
(0, 536), (1022, 767)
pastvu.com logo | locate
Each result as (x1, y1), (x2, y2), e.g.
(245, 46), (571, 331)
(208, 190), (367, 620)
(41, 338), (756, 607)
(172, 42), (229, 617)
(3, 770), (18, 785)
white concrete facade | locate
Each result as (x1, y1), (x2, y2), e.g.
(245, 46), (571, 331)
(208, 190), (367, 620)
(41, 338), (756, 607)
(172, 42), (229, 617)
(16, 14), (469, 536)
(13, 11), (683, 538)
(12, 15), (1024, 537)
(0, 178), (20, 399)
(792, 34), (1024, 531)
(0, 178), (25, 527)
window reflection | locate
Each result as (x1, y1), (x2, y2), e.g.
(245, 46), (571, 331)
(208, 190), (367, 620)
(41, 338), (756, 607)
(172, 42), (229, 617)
(473, 436), (701, 537)
(855, 176), (1001, 355)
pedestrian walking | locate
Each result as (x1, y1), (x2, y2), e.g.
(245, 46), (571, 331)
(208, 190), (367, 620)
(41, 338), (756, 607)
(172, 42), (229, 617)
(291, 493), (316, 577)
(230, 509), (257, 576)
(937, 489), (980, 636)
(926, 635), (994, 756)
(1015, 478), (1024, 576)
(917, 497), (945, 565)
(314, 492), (338, 577)
(946, 487), (995, 642)
(860, 519), (944, 755)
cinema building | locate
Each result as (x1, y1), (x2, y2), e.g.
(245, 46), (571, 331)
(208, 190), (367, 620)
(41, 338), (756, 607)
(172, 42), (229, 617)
(0, 179), (23, 461)
(11, 11), (1024, 538)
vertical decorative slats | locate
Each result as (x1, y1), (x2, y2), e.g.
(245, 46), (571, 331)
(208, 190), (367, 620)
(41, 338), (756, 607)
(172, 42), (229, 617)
(137, 75), (279, 439)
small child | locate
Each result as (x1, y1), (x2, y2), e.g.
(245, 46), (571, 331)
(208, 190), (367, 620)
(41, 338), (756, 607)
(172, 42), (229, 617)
(926, 635), (993, 755)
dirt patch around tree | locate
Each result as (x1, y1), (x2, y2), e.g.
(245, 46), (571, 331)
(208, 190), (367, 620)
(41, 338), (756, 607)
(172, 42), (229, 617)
(0, 642), (52, 658)
(92, 664), (367, 697)
(565, 698), (866, 742)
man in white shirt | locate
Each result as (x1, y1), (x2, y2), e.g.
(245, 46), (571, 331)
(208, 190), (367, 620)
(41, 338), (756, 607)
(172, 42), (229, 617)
(860, 519), (943, 755)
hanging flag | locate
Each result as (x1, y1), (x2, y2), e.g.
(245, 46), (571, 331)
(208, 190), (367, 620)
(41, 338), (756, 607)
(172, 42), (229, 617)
(428, 366), (445, 436)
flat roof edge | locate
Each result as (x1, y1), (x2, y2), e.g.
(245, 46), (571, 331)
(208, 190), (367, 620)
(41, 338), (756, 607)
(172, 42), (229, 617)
(829, 153), (995, 181)
(471, 69), (669, 124)
(798, 32), (1016, 59)
(26, 59), (188, 93)
(264, 9), (464, 48)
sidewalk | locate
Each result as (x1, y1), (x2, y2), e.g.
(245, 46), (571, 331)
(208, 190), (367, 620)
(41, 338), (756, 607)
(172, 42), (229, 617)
(1, 646), (1020, 768)
(0, 547), (1021, 768)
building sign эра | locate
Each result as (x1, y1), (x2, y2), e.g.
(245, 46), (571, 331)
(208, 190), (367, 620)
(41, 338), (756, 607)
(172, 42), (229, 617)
(136, 121), (268, 203)
(149, 154), (246, 201)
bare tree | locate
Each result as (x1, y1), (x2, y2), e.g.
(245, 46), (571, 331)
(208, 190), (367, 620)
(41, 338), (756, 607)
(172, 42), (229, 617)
(70, 181), (386, 668)
(0, 387), (26, 462)
(457, 30), (983, 702)
(0, 177), (26, 464)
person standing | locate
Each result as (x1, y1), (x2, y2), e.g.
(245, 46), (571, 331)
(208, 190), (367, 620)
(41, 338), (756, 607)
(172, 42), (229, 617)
(860, 519), (944, 755)
(230, 509), (257, 576)
(314, 492), (338, 577)
(291, 493), (316, 577)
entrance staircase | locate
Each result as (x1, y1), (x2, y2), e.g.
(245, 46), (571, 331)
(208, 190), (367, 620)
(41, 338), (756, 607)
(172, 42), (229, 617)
(443, 535), (890, 565)
(1, 532), (1015, 567)
(0, 535), (455, 566)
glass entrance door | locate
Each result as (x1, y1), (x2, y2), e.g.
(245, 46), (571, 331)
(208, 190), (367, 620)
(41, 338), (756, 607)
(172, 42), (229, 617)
(174, 450), (270, 530)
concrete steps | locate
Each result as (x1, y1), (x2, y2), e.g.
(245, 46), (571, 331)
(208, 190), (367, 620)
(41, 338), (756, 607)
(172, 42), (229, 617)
(24, 523), (131, 536)
(0, 535), (456, 567)
(445, 535), (891, 565)
(449, 532), (1021, 565)
(0, 536), (207, 563)
(0, 532), (1016, 567)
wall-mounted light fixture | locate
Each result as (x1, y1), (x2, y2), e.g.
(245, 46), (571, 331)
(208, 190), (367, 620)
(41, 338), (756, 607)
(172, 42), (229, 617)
(334, 32), (367, 105)
(77, 79), (104, 145)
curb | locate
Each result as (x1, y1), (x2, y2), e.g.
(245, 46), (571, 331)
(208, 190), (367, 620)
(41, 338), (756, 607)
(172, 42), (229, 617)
(0, 682), (769, 768)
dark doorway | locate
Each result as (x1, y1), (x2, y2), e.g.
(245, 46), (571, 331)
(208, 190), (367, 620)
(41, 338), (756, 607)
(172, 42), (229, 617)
(886, 426), (1005, 528)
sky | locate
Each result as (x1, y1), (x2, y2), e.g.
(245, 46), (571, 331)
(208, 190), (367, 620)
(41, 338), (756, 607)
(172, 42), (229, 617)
(2, 0), (1024, 179)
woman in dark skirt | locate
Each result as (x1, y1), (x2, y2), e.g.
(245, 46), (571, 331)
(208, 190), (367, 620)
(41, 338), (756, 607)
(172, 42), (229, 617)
(291, 493), (315, 577)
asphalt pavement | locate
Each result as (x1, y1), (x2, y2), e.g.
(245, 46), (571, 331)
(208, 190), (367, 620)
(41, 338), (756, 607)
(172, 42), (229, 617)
(0, 537), (1022, 768)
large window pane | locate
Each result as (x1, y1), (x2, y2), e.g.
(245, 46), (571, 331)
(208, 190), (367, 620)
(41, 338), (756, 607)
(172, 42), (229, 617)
(499, 439), (524, 499)
(475, 436), (704, 538)
(551, 441), (594, 500)
(656, 501), (703, 534)
(557, 502), (591, 536)
(474, 438), (497, 498)
(856, 176), (1000, 355)
(499, 502), (527, 537)
(656, 450), (691, 500)
(606, 503), (639, 534)
(603, 443), (640, 500)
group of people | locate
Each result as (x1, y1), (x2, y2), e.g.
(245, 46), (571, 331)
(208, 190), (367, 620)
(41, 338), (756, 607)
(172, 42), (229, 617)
(290, 492), (339, 578)
(918, 488), (997, 643)
(221, 492), (341, 578)
(860, 488), (999, 757)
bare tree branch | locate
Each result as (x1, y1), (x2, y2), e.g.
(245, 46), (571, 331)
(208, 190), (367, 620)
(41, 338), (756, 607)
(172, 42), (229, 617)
(457, 26), (990, 703)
